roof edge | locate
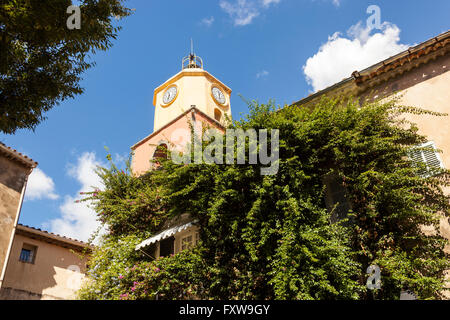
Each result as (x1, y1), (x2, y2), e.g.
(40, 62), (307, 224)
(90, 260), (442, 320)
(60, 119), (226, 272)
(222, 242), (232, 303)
(0, 142), (38, 169)
(16, 224), (93, 251)
(131, 106), (225, 150)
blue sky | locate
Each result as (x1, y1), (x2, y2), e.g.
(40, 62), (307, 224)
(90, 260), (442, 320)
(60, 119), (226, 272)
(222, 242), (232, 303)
(1, 0), (449, 241)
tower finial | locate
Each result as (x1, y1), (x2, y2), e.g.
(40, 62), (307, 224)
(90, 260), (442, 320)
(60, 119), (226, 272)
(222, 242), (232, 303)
(182, 39), (203, 70)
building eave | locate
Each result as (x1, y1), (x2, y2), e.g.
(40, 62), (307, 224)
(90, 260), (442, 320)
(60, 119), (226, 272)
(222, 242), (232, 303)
(0, 142), (38, 169)
(16, 224), (93, 252)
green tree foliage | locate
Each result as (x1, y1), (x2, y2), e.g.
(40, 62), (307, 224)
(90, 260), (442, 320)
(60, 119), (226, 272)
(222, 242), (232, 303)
(0, 0), (132, 134)
(79, 97), (450, 300)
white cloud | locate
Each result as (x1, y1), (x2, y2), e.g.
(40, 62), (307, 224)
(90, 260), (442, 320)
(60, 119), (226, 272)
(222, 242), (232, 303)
(220, 0), (259, 26)
(66, 152), (103, 189)
(25, 168), (59, 201)
(332, 0), (340, 7)
(46, 152), (106, 243)
(113, 152), (129, 167)
(201, 16), (215, 27)
(262, 0), (281, 7)
(220, 0), (280, 26)
(256, 70), (269, 78)
(303, 22), (409, 92)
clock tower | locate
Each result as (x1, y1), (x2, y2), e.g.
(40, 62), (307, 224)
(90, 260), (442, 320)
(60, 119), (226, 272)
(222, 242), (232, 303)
(153, 52), (232, 131)
(131, 50), (232, 175)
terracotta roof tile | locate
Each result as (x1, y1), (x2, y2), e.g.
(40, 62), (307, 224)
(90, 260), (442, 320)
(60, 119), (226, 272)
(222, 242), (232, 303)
(0, 142), (38, 168)
(16, 224), (93, 250)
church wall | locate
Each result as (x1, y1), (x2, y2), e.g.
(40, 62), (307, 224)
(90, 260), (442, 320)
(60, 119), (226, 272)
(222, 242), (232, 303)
(132, 110), (224, 176)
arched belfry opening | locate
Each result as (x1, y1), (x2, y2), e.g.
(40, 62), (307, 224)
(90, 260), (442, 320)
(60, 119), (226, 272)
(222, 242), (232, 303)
(153, 143), (168, 162)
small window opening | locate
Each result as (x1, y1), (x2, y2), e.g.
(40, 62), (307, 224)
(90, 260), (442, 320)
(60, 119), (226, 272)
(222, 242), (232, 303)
(214, 109), (222, 122)
(19, 243), (37, 264)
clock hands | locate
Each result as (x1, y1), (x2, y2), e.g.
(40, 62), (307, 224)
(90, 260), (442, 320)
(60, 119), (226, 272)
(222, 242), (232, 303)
(163, 87), (177, 104)
(213, 87), (225, 104)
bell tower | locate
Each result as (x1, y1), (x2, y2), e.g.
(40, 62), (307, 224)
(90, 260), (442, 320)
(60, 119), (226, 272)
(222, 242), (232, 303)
(152, 47), (232, 131)
(131, 45), (232, 175)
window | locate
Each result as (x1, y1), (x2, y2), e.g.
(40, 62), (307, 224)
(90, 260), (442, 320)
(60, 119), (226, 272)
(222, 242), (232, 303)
(159, 236), (174, 257)
(409, 141), (444, 177)
(153, 143), (168, 169)
(181, 235), (193, 251)
(153, 143), (168, 160)
(214, 108), (222, 122)
(19, 244), (37, 264)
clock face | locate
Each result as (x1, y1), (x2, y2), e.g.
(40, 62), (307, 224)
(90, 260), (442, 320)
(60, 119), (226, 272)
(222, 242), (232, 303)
(212, 87), (226, 105)
(163, 86), (177, 105)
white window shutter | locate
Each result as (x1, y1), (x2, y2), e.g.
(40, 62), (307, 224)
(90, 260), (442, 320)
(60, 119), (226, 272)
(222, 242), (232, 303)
(423, 147), (442, 169)
(409, 141), (445, 177)
(409, 149), (424, 165)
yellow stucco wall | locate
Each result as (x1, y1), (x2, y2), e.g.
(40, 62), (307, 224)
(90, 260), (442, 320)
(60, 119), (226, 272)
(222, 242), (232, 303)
(153, 69), (232, 132)
(398, 70), (450, 192)
(1, 234), (88, 300)
(364, 55), (450, 252)
(393, 62), (450, 245)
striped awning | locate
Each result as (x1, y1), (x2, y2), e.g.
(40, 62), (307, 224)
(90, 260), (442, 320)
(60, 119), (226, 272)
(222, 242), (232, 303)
(135, 220), (198, 251)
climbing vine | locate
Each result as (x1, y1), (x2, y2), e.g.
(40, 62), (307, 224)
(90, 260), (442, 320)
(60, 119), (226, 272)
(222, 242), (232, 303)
(78, 97), (450, 300)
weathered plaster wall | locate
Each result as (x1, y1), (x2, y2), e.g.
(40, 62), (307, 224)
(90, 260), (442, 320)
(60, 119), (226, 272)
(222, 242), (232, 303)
(388, 57), (450, 261)
(0, 234), (88, 300)
(364, 54), (450, 194)
(0, 157), (28, 287)
(376, 54), (450, 298)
